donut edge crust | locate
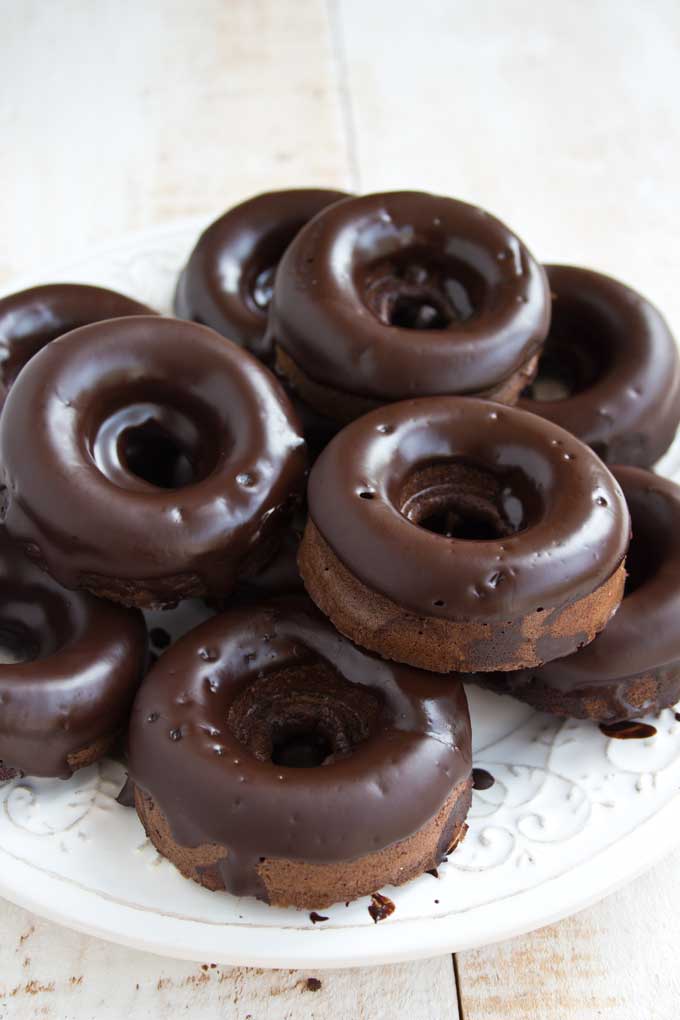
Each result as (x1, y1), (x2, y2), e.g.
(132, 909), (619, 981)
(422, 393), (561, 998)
(134, 777), (472, 910)
(298, 519), (627, 673)
(275, 345), (540, 425)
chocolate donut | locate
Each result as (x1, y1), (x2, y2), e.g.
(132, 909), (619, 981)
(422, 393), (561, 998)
(0, 283), (155, 395)
(300, 397), (630, 672)
(0, 316), (306, 609)
(174, 189), (349, 360)
(520, 265), (680, 466)
(128, 599), (472, 909)
(0, 527), (147, 779)
(477, 467), (680, 721)
(265, 191), (551, 423)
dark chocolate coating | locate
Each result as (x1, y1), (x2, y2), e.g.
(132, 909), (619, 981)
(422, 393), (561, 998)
(0, 316), (306, 603)
(174, 189), (349, 360)
(0, 283), (155, 390)
(306, 397), (630, 621)
(265, 191), (550, 399)
(520, 265), (680, 466)
(495, 467), (680, 715)
(128, 598), (472, 899)
(0, 527), (147, 778)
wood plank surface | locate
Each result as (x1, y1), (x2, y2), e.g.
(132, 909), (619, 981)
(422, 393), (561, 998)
(0, 899), (458, 1020)
(455, 846), (680, 1020)
(0, 0), (350, 280)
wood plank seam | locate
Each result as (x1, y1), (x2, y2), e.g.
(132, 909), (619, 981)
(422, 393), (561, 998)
(453, 953), (466, 1019)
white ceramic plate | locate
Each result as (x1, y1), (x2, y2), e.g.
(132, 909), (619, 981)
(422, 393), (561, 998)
(1, 222), (679, 969)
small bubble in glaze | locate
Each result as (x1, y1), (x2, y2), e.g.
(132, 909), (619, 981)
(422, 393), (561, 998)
(169, 727), (182, 742)
(236, 472), (255, 487)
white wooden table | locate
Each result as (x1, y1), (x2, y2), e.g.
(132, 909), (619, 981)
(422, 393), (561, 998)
(2, 2), (679, 1016)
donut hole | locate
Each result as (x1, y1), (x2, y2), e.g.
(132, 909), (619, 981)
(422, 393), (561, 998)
(0, 620), (40, 664)
(227, 661), (382, 769)
(0, 582), (76, 663)
(120, 419), (195, 489)
(389, 292), (451, 331)
(91, 390), (222, 492)
(523, 297), (613, 402)
(271, 729), (333, 769)
(250, 265), (277, 312)
(243, 223), (306, 315)
(400, 459), (540, 540)
(358, 248), (487, 330)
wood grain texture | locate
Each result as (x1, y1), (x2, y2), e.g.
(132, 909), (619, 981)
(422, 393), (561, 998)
(0, 0), (349, 281)
(0, 900), (458, 1020)
(456, 846), (680, 1020)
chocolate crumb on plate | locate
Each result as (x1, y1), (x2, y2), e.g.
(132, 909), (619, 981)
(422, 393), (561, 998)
(599, 720), (657, 740)
(472, 767), (495, 790)
(368, 892), (396, 924)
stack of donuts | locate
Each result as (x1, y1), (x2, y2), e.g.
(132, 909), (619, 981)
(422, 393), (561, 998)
(0, 189), (679, 912)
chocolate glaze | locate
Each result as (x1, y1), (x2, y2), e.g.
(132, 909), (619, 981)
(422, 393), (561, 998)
(116, 776), (136, 807)
(174, 189), (348, 360)
(306, 397), (630, 621)
(520, 266), (680, 466)
(599, 721), (657, 740)
(495, 468), (680, 718)
(0, 283), (155, 391)
(265, 191), (550, 400)
(128, 598), (472, 901)
(472, 767), (495, 791)
(0, 316), (306, 605)
(0, 527), (147, 778)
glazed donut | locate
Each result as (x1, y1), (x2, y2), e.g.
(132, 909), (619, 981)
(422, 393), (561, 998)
(520, 265), (680, 466)
(477, 467), (680, 721)
(265, 191), (551, 423)
(0, 316), (306, 609)
(0, 527), (147, 779)
(128, 598), (472, 909)
(0, 283), (155, 394)
(299, 397), (630, 673)
(174, 189), (349, 360)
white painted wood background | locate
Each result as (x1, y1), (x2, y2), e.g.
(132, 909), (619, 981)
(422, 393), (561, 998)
(1, 1), (679, 1016)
